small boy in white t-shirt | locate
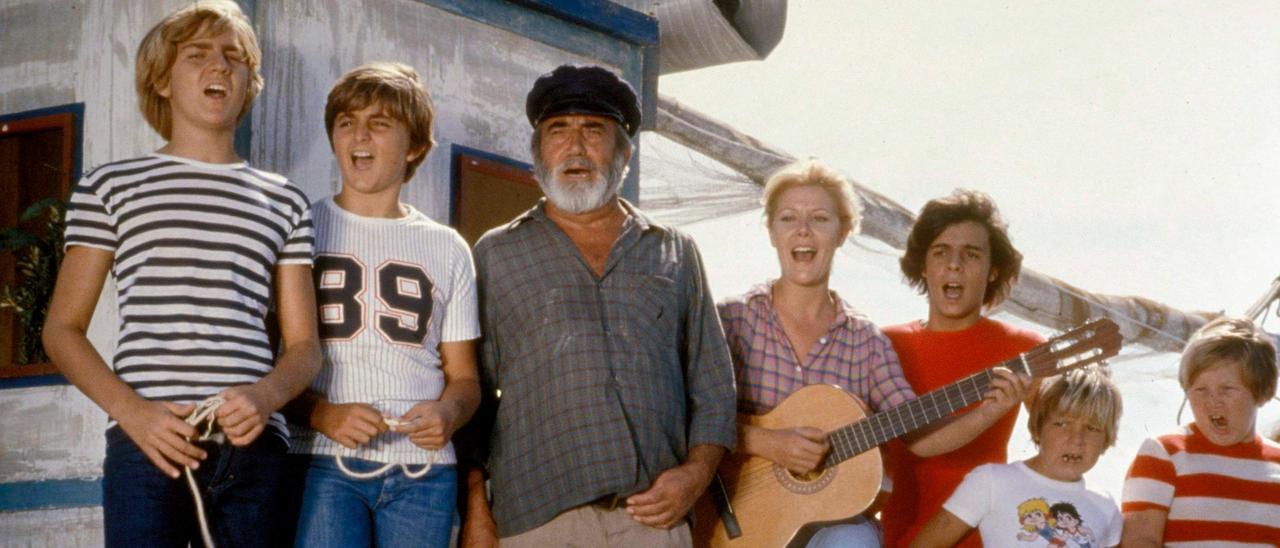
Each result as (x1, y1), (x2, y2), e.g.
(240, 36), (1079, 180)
(911, 367), (1124, 548)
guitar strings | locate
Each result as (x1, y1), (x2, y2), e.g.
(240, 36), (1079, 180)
(728, 329), (1107, 501)
(727, 325), (1113, 502)
(729, 377), (996, 502)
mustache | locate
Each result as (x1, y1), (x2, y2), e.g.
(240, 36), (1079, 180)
(553, 156), (600, 174)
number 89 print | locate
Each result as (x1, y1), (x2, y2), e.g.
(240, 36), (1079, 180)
(314, 254), (435, 345)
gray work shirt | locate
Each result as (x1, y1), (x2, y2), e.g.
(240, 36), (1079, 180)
(470, 199), (737, 537)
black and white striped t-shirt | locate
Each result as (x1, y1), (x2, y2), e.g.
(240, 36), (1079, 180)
(289, 197), (480, 465)
(64, 153), (314, 439)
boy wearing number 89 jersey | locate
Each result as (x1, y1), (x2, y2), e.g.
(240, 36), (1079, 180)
(288, 62), (480, 547)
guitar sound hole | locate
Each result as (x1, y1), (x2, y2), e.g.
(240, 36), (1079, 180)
(789, 469), (823, 482)
(773, 463), (837, 494)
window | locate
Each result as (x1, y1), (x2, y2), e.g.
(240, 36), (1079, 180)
(0, 104), (82, 383)
(450, 145), (540, 246)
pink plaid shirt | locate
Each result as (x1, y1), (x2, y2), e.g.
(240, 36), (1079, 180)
(718, 282), (916, 416)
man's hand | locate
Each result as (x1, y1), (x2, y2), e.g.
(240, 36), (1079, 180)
(115, 398), (206, 478)
(395, 400), (463, 450)
(765, 426), (829, 474)
(626, 459), (715, 529)
(312, 401), (388, 448)
(216, 384), (276, 446)
(976, 367), (1031, 421)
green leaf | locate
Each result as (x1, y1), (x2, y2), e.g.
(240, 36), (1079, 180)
(19, 197), (65, 224)
(0, 230), (39, 252)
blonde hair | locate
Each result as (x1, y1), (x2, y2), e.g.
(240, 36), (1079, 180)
(762, 160), (862, 238)
(1179, 316), (1278, 404)
(135, 0), (263, 140)
(1017, 498), (1053, 531)
(1028, 366), (1123, 448)
(324, 62), (437, 182)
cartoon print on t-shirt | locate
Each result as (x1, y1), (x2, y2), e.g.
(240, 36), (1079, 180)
(1049, 502), (1096, 548)
(1013, 497), (1098, 547)
(1016, 498), (1055, 543)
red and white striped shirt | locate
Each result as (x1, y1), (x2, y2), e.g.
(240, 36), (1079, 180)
(1122, 424), (1280, 546)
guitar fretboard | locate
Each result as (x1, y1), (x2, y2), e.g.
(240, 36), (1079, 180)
(823, 354), (1026, 467)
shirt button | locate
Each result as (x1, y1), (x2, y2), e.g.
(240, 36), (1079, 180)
(795, 366), (802, 372)
(819, 337), (829, 344)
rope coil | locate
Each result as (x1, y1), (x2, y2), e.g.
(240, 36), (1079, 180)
(183, 396), (226, 548)
(334, 416), (439, 480)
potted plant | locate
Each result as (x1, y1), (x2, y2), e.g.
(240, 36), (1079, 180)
(0, 197), (66, 366)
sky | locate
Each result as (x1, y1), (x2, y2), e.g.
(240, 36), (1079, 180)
(659, 1), (1280, 318)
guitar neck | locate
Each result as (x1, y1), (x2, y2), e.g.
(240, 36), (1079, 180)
(824, 355), (1024, 467)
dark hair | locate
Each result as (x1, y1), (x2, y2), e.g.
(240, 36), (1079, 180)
(899, 189), (1023, 307)
(1049, 502), (1082, 523)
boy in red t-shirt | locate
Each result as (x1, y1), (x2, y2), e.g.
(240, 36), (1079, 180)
(880, 189), (1045, 548)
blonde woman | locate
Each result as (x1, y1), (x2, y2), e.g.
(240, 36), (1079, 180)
(717, 161), (1030, 546)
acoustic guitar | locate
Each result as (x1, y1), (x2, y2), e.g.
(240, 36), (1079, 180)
(692, 318), (1122, 548)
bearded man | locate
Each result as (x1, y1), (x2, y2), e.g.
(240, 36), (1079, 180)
(459, 65), (737, 548)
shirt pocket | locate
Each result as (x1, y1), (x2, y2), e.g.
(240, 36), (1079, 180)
(617, 273), (682, 352)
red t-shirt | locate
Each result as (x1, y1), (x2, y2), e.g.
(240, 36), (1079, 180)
(880, 317), (1044, 548)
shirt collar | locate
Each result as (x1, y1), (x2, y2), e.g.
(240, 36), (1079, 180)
(748, 280), (859, 330)
(510, 197), (667, 234)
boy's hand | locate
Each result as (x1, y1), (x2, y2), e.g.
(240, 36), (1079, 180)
(216, 384), (273, 446)
(395, 400), (463, 450)
(978, 367), (1031, 420)
(116, 399), (207, 479)
(312, 401), (388, 448)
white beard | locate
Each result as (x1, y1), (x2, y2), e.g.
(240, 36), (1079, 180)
(536, 153), (627, 214)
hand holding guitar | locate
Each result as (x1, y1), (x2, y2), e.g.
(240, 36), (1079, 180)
(693, 318), (1123, 548)
(973, 366), (1032, 421)
(753, 425), (830, 475)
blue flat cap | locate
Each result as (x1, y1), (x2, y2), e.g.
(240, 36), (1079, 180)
(526, 64), (640, 136)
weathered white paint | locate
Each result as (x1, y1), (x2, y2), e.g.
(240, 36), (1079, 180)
(0, 0), (140, 488)
(0, 507), (103, 546)
(253, 0), (604, 221)
(0, 386), (105, 483)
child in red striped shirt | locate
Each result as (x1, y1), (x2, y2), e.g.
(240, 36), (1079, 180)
(1121, 316), (1280, 546)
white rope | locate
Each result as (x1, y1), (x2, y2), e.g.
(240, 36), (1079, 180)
(333, 416), (440, 480)
(183, 396), (225, 548)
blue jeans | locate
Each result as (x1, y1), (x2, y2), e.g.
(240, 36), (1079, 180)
(102, 425), (289, 548)
(293, 456), (456, 548)
(806, 515), (883, 547)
